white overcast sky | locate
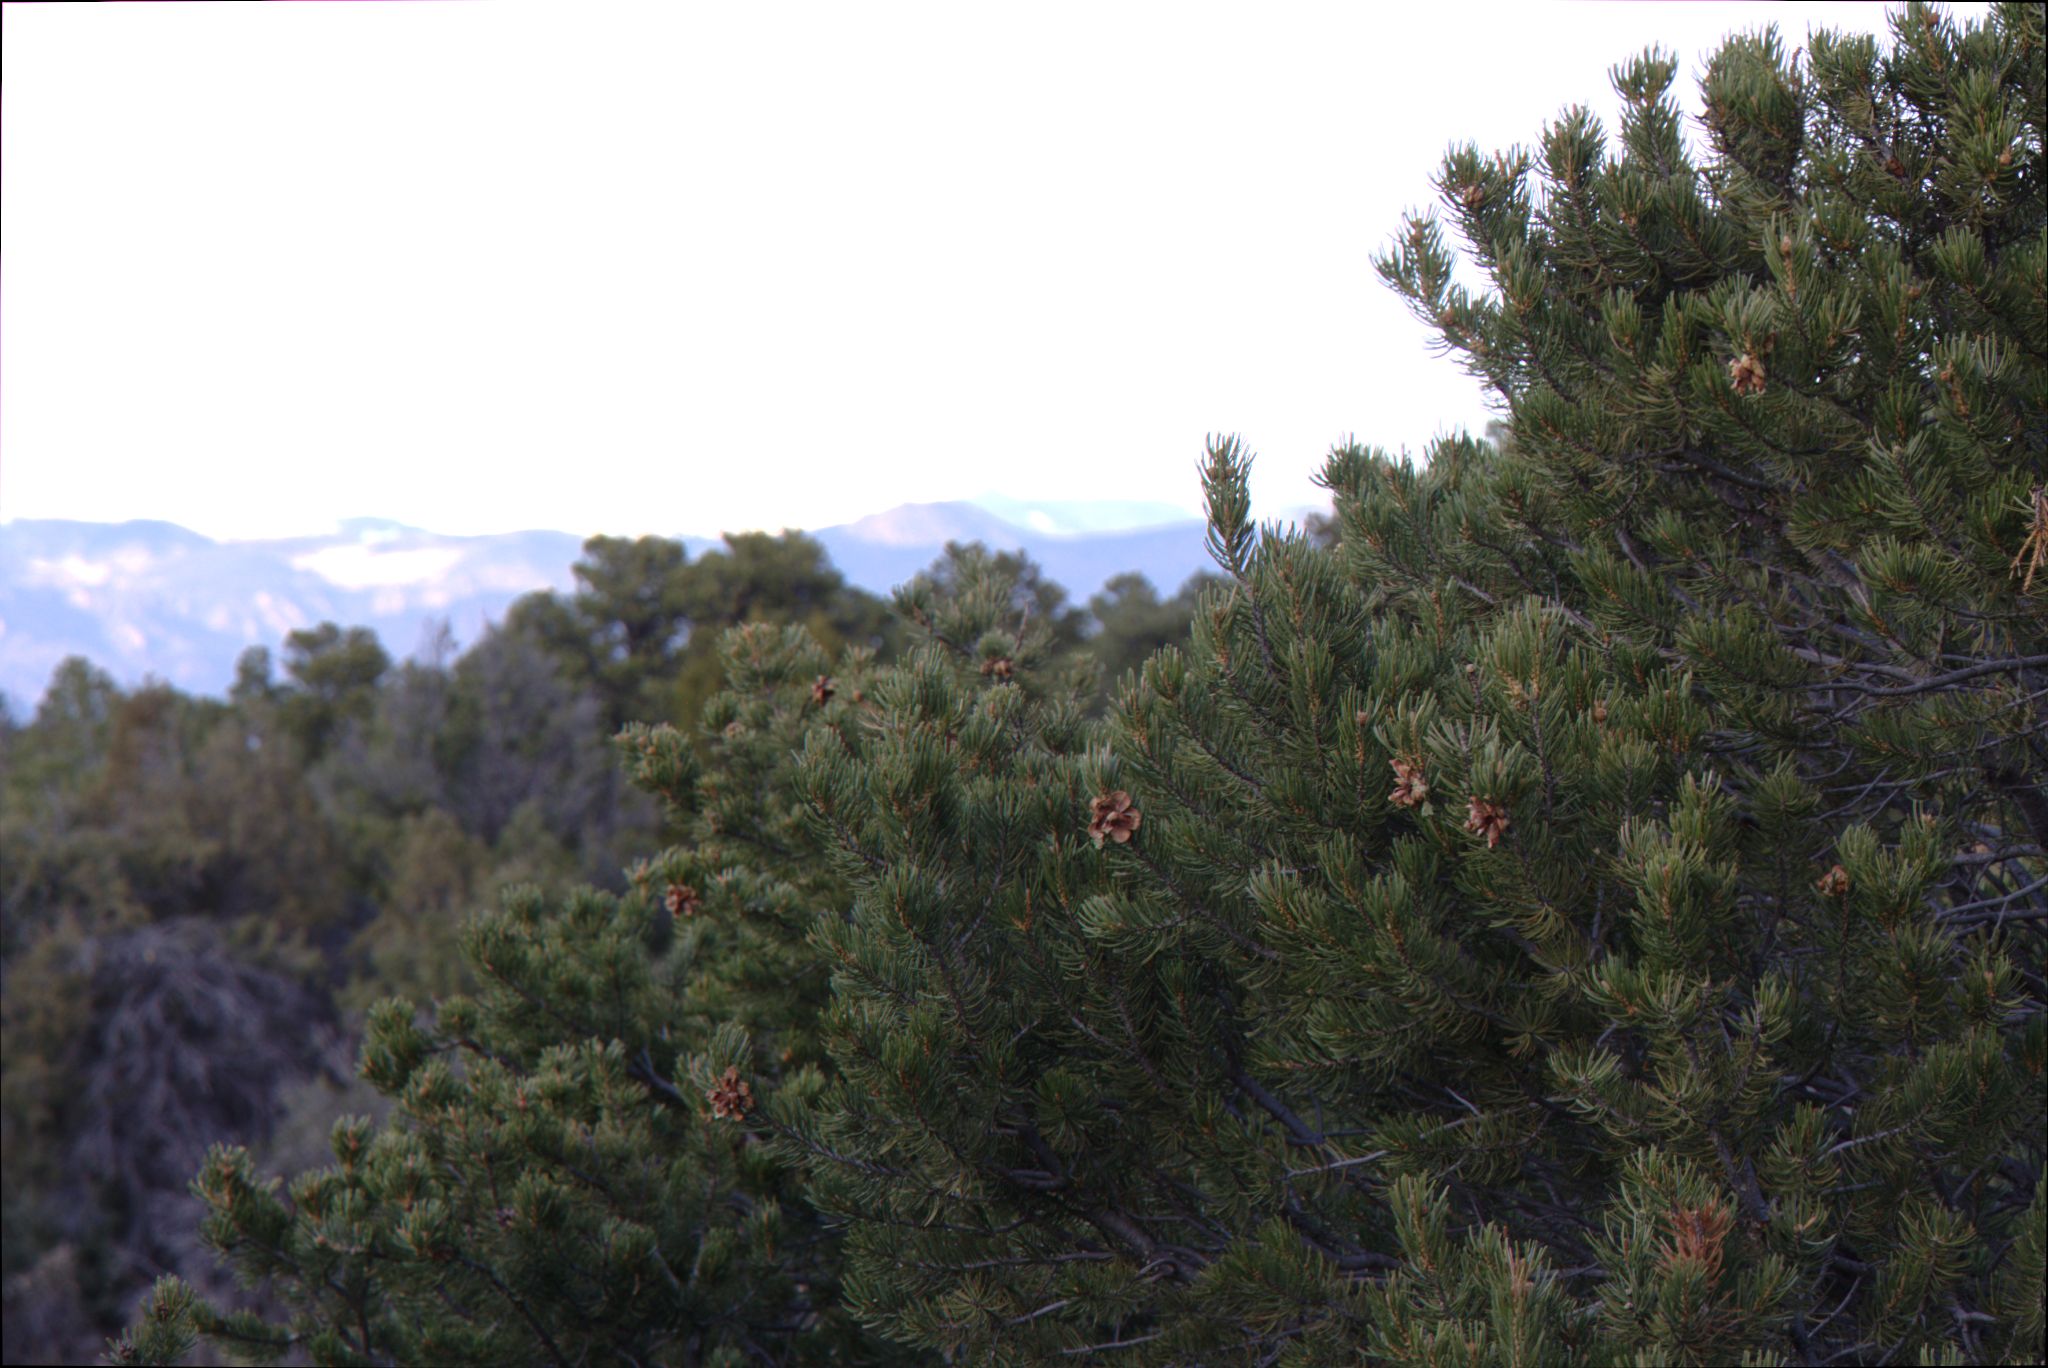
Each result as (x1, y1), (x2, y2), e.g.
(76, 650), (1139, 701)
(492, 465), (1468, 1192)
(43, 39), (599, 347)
(0, 1), (1991, 542)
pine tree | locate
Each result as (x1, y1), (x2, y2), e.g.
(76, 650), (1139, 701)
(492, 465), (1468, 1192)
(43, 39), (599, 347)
(780, 4), (2043, 1361)
(119, 4), (2042, 1364)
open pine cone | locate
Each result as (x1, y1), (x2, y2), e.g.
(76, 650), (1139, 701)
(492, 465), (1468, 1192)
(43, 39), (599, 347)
(1464, 797), (1511, 849)
(705, 1066), (753, 1120)
(1088, 790), (1141, 848)
(1388, 757), (1430, 808)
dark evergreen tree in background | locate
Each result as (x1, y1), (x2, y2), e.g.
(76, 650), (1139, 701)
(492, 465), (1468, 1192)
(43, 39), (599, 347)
(275, 625), (393, 764)
(1087, 570), (1227, 705)
(112, 4), (2042, 1364)
(506, 530), (899, 739)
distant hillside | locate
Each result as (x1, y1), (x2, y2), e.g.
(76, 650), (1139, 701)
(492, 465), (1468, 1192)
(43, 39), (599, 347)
(0, 499), (1236, 712)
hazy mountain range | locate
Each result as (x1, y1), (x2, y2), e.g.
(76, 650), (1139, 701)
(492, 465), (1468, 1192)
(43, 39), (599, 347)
(0, 496), (1256, 713)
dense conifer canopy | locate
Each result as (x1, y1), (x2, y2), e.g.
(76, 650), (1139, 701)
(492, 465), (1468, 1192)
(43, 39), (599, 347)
(112, 5), (2043, 1364)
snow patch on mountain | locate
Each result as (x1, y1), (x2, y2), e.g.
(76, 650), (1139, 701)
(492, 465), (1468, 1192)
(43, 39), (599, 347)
(292, 544), (466, 589)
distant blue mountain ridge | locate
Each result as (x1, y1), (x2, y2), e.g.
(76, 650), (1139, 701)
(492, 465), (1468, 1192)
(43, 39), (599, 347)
(0, 496), (1286, 713)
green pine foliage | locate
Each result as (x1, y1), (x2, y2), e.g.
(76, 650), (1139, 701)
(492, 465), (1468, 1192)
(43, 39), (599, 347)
(116, 5), (2042, 1364)
(110, 625), (908, 1366)
(785, 7), (2042, 1359)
